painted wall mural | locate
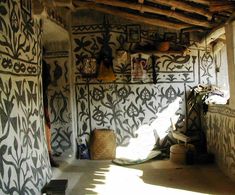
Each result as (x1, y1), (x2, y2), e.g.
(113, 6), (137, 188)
(44, 51), (73, 156)
(0, 0), (41, 76)
(71, 13), (214, 158)
(156, 54), (196, 83)
(205, 106), (235, 181)
(75, 83), (186, 148)
(0, 0), (51, 194)
(199, 50), (216, 84)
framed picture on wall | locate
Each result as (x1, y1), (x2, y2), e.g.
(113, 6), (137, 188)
(131, 53), (150, 82)
(127, 25), (141, 43)
(81, 58), (98, 77)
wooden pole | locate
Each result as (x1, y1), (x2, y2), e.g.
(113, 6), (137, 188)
(93, 0), (212, 28)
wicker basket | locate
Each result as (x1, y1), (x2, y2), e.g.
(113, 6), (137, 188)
(90, 129), (116, 160)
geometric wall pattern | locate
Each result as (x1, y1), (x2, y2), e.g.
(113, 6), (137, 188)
(0, 0), (51, 194)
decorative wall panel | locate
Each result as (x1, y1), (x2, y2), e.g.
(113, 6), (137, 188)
(205, 106), (235, 181)
(156, 54), (197, 83)
(44, 51), (73, 156)
(71, 18), (204, 158)
(0, 0), (51, 194)
(199, 50), (216, 84)
(75, 83), (186, 147)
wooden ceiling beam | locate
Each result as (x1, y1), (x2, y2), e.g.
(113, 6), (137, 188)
(73, 1), (192, 30)
(92, 0), (212, 28)
(209, 2), (235, 12)
(148, 0), (213, 20)
(185, 0), (210, 6)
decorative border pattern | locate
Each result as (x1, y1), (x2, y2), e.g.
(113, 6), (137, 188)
(156, 54), (196, 83)
(208, 105), (235, 117)
(0, 53), (40, 76)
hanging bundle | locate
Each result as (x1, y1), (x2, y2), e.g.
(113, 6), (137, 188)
(97, 15), (115, 81)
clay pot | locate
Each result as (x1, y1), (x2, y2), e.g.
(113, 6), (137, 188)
(157, 41), (170, 52)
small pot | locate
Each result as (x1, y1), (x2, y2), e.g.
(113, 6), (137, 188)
(157, 41), (170, 52)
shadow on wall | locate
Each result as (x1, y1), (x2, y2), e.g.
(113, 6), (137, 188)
(115, 97), (182, 162)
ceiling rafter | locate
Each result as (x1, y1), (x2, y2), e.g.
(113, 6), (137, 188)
(185, 0), (210, 6)
(209, 1), (235, 12)
(34, 0), (233, 33)
(91, 0), (213, 28)
(147, 0), (213, 20)
(73, 1), (192, 30)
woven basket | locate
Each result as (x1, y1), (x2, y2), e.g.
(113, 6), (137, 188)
(90, 129), (116, 160)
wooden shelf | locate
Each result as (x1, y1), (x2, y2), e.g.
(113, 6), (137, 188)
(131, 49), (186, 55)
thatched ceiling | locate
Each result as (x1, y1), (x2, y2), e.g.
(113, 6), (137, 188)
(33, 0), (235, 32)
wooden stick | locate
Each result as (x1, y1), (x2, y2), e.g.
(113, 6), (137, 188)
(74, 2), (192, 30)
(148, 0), (212, 20)
(93, 0), (212, 28)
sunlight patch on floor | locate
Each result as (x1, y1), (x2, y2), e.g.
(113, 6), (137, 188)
(86, 164), (207, 195)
